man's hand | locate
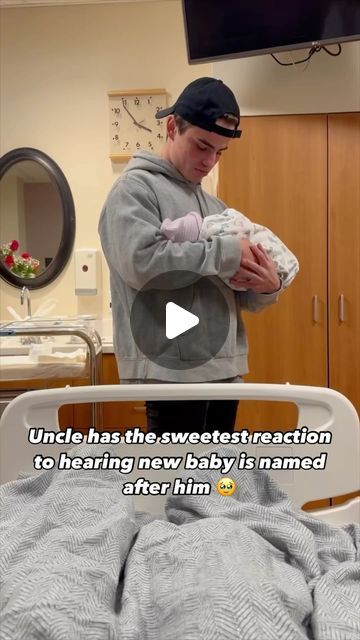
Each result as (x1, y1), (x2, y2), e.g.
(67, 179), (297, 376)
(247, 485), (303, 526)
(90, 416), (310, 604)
(238, 237), (255, 262)
(230, 243), (281, 293)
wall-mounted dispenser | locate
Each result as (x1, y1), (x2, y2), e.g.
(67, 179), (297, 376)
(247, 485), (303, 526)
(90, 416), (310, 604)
(74, 249), (101, 296)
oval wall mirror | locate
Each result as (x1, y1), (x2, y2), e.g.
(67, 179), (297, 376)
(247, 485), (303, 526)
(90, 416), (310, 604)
(0, 147), (75, 289)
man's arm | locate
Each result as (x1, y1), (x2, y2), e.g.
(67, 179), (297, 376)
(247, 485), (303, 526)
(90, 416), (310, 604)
(99, 179), (242, 291)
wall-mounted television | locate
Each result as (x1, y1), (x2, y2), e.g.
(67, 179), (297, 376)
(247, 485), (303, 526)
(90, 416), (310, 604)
(181, 0), (360, 63)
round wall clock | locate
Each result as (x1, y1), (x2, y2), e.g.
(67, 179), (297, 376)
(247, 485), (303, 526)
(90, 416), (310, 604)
(108, 88), (168, 161)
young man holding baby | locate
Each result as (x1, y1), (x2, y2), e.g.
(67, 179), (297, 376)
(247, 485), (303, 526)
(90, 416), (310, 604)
(99, 77), (295, 434)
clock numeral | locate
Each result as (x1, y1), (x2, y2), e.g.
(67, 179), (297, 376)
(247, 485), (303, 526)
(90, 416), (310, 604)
(157, 133), (164, 140)
(122, 142), (130, 151)
(134, 97), (140, 106)
(147, 97), (152, 104)
(112, 108), (120, 114)
(112, 121), (119, 127)
(156, 120), (162, 126)
(148, 141), (154, 150)
(112, 134), (119, 142)
(122, 98), (128, 107)
(136, 142), (141, 149)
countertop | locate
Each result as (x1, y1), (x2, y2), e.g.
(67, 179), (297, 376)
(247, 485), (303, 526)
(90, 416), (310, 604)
(100, 339), (114, 355)
(96, 316), (114, 354)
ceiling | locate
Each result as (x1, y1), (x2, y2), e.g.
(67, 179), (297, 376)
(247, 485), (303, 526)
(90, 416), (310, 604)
(0, 0), (177, 7)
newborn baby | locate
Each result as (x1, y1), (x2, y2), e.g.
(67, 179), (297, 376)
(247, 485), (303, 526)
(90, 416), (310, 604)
(160, 208), (299, 291)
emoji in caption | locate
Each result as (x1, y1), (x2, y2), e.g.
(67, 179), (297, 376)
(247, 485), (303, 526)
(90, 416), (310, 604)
(217, 477), (236, 496)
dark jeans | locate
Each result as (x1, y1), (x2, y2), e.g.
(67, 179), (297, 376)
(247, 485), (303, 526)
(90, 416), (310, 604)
(146, 399), (238, 435)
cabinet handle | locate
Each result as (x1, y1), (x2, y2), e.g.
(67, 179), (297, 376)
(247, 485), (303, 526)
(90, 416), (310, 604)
(312, 295), (319, 323)
(339, 294), (345, 322)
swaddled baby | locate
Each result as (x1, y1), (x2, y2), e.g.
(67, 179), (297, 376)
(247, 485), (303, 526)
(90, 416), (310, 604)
(160, 208), (299, 290)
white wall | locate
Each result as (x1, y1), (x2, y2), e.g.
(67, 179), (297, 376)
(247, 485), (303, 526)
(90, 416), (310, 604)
(0, 1), (212, 320)
(214, 42), (360, 115)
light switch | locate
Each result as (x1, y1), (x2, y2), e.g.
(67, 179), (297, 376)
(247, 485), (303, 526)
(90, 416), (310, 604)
(74, 249), (101, 296)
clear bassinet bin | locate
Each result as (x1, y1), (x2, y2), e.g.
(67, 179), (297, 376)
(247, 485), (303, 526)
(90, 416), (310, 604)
(0, 318), (103, 426)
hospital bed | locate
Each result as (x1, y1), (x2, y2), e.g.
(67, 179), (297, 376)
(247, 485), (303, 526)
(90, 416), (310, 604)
(1, 383), (359, 640)
(0, 383), (359, 523)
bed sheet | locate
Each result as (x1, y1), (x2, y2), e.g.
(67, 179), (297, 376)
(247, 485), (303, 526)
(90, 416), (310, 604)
(0, 443), (359, 640)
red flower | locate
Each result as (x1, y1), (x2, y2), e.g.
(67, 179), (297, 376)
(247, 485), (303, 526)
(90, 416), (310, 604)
(9, 240), (19, 251)
(5, 254), (14, 266)
(21, 252), (31, 259)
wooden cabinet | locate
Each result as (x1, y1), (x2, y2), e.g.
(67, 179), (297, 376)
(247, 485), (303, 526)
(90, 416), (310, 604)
(101, 354), (147, 431)
(328, 114), (360, 413)
(61, 354), (147, 431)
(0, 355), (147, 434)
(219, 113), (359, 430)
(0, 376), (90, 431)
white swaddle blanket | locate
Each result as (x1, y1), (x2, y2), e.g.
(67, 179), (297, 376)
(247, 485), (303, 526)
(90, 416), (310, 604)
(160, 208), (299, 290)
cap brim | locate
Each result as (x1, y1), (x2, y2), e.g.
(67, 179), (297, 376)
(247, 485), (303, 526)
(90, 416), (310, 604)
(155, 106), (175, 119)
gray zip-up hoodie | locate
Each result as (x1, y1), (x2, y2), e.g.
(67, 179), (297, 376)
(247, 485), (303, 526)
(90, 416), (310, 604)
(98, 152), (279, 382)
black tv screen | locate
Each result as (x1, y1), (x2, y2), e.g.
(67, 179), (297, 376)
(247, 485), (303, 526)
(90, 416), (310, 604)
(182, 0), (360, 63)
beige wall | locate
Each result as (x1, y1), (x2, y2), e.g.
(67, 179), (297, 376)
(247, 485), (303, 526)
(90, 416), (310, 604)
(0, 1), (212, 320)
(1, 1), (359, 321)
(214, 42), (360, 115)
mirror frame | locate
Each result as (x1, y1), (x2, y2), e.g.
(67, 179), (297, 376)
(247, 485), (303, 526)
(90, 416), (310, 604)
(0, 147), (76, 289)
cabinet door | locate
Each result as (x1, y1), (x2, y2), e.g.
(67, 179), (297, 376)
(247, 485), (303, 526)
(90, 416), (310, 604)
(328, 113), (360, 414)
(219, 115), (328, 430)
(0, 378), (75, 431)
(102, 354), (147, 431)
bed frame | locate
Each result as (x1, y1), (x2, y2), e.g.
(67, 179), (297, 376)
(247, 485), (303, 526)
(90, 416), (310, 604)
(0, 383), (359, 524)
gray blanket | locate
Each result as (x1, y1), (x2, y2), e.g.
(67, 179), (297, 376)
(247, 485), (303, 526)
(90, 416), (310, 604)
(0, 444), (359, 640)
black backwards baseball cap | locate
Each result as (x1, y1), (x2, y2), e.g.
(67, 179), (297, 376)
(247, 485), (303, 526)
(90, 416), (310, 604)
(155, 77), (241, 138)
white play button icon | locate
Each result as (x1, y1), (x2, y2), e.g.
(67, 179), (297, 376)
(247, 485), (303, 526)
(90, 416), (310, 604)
(130, 270), (230, 370)
(166, 302), (199, 339)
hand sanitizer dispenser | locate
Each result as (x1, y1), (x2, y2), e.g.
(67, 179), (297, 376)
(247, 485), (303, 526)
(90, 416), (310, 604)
(74, 249), (101, 296)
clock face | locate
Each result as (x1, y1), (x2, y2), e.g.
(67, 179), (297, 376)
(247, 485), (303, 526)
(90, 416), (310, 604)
(109, 90), (167, 160)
